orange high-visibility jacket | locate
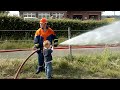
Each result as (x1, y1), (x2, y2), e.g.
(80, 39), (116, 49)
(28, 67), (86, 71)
(34, 27), (58, 48)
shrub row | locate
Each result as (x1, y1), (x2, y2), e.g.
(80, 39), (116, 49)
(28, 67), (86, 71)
(0, 15), (110, 40)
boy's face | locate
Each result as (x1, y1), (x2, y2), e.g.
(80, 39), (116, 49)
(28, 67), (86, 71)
(45, 44), (50, 49)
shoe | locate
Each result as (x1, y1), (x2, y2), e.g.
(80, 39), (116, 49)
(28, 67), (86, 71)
(47, 76), (53, 79)
(36, 66), (44, 74)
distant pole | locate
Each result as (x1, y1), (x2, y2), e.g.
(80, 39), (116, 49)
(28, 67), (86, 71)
(114, 11), (115, 18)
(68, 27), (72, 59)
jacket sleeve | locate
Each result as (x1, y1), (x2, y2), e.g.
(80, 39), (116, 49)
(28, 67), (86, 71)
(53, 34), (58, 47)
(51, 29), (58, 47)
(34, 30), (40, 48)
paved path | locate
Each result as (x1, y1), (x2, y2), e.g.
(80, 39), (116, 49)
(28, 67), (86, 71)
(1, 47), (120, 60)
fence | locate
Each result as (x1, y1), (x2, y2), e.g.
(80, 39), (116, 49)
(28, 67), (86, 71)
(1, 28), (120, 61)
(0, 29), (90, 41)
(0, 28), (91, 58)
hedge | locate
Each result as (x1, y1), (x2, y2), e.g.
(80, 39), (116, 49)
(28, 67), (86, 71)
(0, 15), (110, 40)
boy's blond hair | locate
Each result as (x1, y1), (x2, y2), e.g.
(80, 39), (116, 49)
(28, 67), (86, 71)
(43, 40), (51, 48)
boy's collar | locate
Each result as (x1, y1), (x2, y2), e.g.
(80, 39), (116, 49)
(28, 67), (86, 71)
(44, 47), (47, 49)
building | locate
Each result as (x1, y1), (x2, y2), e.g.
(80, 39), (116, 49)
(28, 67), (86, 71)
(19, 11), (102, 20)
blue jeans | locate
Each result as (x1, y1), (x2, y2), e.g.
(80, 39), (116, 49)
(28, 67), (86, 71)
(45, 62), (52, 79)
(37, 50), (44, 66)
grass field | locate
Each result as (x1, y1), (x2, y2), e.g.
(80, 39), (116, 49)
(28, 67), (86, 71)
(0, 48), (120, 79)
(0, 37), (67, 50)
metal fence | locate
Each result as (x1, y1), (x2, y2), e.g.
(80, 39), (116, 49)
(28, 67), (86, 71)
(0, 28), (91, 58)
(0, 28), (90, 42)
(0, 28), (120, 58)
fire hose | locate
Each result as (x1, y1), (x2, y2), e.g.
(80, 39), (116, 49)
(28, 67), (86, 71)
(14, 49), (39, 79)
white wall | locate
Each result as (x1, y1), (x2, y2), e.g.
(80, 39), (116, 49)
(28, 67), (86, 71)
(8, 11), (19, 16)
(102, 11), (120, 16)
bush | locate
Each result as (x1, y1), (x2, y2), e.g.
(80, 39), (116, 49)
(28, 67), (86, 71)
(103, 18), (116, 23)
(48, 19), (109, 30)
(0, 15), (110, 40)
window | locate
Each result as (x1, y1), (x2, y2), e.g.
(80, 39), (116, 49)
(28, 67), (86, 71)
(38, 13), (50, 19)
(23, 12), (36, 18)
(24, 17), (38, 21)
(52, 13), (57, 19)
(52, 13), (64, 19)
(23, 15), (27, 17)
(59, 13), (64, 19)
(28, 15), (31, 17)
(73, 15), (83, 20)
(89, 15), (98, 20)
(32, 14), (36, 17)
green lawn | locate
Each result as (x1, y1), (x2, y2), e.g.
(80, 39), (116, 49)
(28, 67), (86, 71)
(0, 37), (67, 50)
(1, 49), (120, 79)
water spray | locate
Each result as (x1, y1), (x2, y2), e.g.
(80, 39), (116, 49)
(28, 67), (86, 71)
(60, 21), (120, 46)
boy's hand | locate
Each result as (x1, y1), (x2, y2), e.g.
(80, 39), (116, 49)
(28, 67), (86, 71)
(50, 45), (53, 50)
(51, 46), (53, 50)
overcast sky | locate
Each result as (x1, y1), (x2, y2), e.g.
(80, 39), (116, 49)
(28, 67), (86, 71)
(8, 11), (120, 16)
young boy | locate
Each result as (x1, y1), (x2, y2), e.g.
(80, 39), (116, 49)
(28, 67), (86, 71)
(43, 40), (53, 79)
